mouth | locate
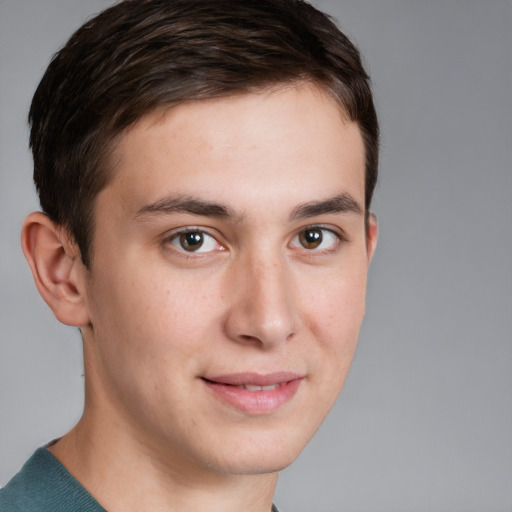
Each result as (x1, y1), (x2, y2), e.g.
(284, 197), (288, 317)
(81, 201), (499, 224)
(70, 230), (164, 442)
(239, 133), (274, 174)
(201, 372), (303, 414)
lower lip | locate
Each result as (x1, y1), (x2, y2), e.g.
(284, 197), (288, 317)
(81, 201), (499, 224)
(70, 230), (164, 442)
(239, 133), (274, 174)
(202, 378), (303, 414)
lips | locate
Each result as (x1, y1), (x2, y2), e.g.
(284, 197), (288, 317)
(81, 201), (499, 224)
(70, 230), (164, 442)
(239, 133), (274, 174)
(202, 372), (303, 414)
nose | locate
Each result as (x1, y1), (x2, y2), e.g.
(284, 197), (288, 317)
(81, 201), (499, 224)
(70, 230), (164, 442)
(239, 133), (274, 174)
(223, 252), (298, 349)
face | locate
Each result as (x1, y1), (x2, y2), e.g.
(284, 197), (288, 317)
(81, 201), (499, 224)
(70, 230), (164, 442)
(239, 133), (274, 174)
(80, 84), (376, 477)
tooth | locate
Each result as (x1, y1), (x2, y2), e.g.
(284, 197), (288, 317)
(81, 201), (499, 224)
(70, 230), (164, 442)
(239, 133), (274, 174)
(240, 384), (280, 391)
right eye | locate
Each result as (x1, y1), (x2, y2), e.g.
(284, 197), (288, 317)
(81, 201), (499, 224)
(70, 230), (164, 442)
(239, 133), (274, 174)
(167, 230), (222, 253)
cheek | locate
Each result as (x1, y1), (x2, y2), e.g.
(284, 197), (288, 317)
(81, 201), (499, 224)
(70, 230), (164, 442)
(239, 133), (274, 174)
(84, 270), (202, 416)
(87, 261), (221, 366)
(301, 261), (367, 404)
(306, 266), (367, 349)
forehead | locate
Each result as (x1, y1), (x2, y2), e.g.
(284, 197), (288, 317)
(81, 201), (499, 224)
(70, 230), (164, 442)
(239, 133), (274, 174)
(105, 83), (365, 217)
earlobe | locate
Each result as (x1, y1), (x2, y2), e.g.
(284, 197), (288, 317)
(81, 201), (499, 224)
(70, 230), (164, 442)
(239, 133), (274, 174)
(21, 212), (91, 327)
(366, 212), (378, 264)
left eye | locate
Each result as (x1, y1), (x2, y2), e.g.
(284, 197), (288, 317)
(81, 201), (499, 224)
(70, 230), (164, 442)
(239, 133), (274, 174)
(168, 230), (221, 253)
(291, 227), (340, 251)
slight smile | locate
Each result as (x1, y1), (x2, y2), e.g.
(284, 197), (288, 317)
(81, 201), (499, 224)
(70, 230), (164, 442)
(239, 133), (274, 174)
(202, 373), (304, 414)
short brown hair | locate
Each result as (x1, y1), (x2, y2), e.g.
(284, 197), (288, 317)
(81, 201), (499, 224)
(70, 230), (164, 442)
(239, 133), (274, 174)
(29, 0), (379, 267)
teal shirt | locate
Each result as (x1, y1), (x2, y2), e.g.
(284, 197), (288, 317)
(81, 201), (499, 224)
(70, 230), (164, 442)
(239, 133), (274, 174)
(0, 448), (281, 511)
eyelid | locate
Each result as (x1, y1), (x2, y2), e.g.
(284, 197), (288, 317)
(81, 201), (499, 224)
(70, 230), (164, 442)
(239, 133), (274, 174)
(290, 224), (348, 252)
(163, 226), (225, 254)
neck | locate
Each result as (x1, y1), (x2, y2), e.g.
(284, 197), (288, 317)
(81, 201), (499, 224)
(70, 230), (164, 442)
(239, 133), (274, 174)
(50, 411), (278, 512)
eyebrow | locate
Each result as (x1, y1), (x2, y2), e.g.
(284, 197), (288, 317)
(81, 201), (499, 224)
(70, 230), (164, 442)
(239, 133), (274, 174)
(135, 195), (241, 221)
(135, 192), (363, 223)
(289, 193), (363, 221)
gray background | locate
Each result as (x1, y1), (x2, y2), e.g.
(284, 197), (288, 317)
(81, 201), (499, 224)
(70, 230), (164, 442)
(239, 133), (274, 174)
(1, 1), (511, 510)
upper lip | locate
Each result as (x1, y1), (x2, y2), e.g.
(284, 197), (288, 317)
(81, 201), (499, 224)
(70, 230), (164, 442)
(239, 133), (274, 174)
(202, 372), (302, 387)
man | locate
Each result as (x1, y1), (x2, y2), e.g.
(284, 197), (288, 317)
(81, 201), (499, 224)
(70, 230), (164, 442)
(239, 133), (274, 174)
(0, 0), (378, 510)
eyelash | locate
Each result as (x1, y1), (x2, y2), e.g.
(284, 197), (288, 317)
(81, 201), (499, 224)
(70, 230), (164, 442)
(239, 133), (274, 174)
(164, 228), (224, 255)
(163, 225), (347, 257)
(289, 225), (347, 254)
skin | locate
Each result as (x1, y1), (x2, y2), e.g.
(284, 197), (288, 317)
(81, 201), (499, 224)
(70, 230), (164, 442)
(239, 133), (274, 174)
(22, 83), (377, 512)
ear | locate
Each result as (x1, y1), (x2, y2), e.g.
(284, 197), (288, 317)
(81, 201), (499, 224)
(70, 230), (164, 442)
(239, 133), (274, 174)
(366, 212), (378, 265)
(21, 212), (91, 327)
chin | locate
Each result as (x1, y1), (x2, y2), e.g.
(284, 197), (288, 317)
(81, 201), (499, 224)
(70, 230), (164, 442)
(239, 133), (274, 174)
(203, 429), (311, 476)
(212, 452), (299, 476)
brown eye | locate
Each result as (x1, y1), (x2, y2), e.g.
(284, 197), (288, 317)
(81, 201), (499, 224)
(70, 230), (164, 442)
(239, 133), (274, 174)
(168, 229), (222, 254)
(298, 228), (323, 249)
(292, 227), (341, 253)
(179, 231), (204, 251)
